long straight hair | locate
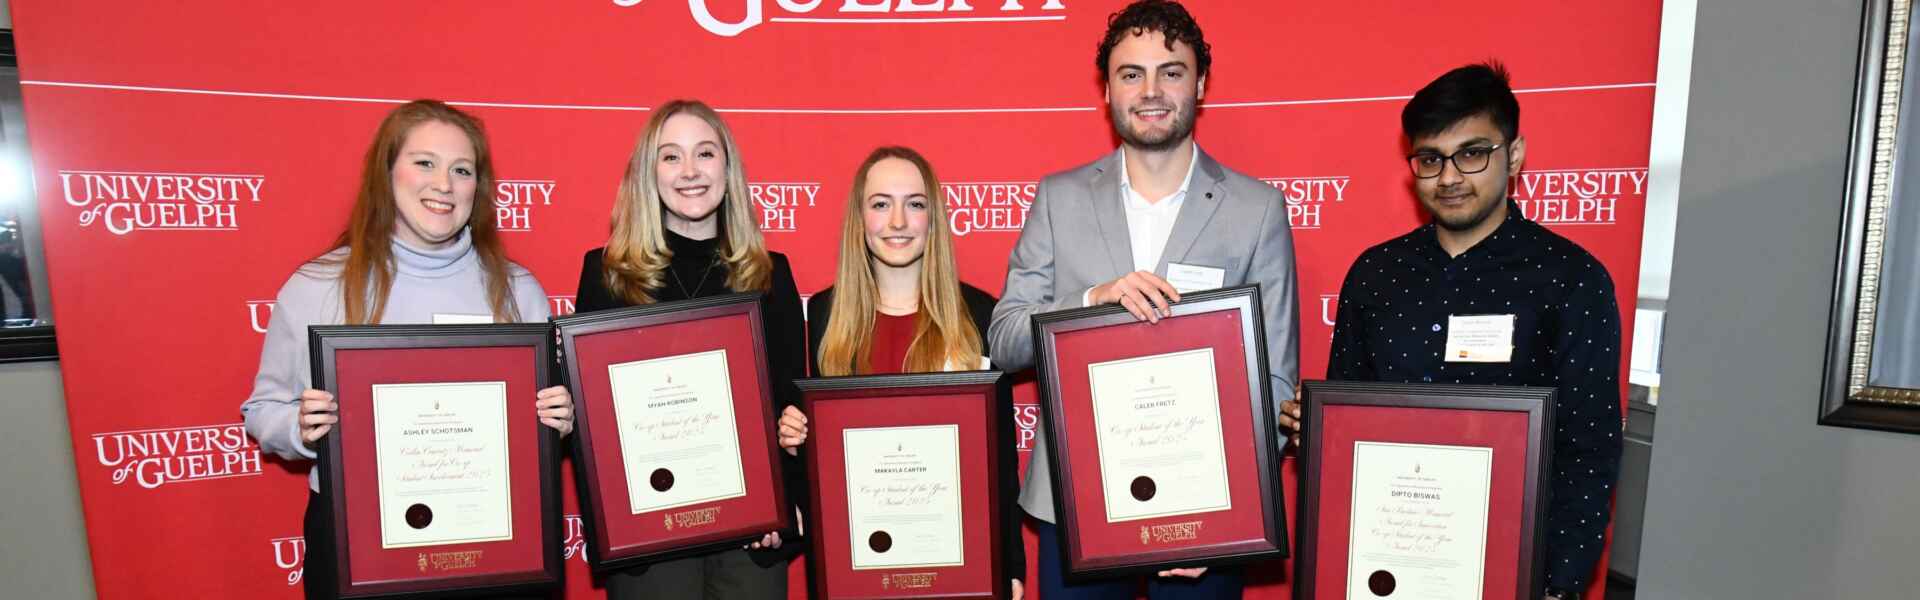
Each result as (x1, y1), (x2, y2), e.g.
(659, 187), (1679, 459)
(320, 100), (518, 324)
(602, 100), (772, 304)
(817, 147), (981, 375)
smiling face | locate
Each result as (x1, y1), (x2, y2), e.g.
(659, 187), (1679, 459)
(861, 157), (932, 270)
(1105, 30), (1205, 152)
(1411, 113), (1526, 234)
(653, 112), (728, 236)
(389, 120), (478, 249)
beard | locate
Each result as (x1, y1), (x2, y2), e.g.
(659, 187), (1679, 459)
(1427, 181), (1509, 232)
(1109, 99), (1197, 152)
(1432, 198), (1504, 231)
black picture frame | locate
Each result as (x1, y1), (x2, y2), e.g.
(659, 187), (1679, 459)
(309, 323), (563, 600)
(795, 370), (1011, 600)
(1030, 284), (1288, 580)
(1295, 380), (1554, 600)
(551, 292), (791, 573)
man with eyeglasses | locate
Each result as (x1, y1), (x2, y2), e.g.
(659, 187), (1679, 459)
(1278, 63), (1622, 600)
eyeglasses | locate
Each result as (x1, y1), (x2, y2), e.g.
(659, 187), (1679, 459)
(1407, 144), (1505, 179)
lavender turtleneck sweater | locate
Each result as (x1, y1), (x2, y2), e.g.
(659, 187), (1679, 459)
(239, 229), (549, 491)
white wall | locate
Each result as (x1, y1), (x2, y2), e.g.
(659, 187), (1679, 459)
(0, 361), (96, 598)
(1637, 0), (1920, 597)
(1640, 0), (1694, 303)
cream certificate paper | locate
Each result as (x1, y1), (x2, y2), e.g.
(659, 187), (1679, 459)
(843, 425), (965, 570)
(1087, 348), (1233, 523)
(371, 381), (514, 549)
(608, 349), (747, 514)
(1345, 441), (1493, 600)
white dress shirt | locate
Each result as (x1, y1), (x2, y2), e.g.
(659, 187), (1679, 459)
(1083, 143), (1200, 306)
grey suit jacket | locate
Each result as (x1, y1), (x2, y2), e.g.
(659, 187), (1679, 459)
(988, 148), (1301, 523)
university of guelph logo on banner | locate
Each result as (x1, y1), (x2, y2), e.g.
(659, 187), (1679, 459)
(943, 181), (1034, 236)
(1513, 168), (1647, 227)
(91, 423), (262, 489)
(1315, 293), (1340, 341)
(270, 534), (306, 586)
(1258, 176), (1349, 230)
(612, 0), (1066, 37)
(1013, 403), (1039, 452)
(563, 514), (590, 564)
(1318, 293), (1339, 327)
(57, 169), (265, 235)
(750, 181), (818, 234)
(247, 298), (277, 334)
(550, 295), (577, 317)
(495, 179), (557, 233)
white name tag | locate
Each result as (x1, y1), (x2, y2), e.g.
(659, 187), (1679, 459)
(1444, 314), (1515, 363)
(1165, 263), (1226, 293)
(939, 355), (992, 372)
(432, 313), (493, 325)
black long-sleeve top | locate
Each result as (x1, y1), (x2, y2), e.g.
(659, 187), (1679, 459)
(1326, 200), (1623, 592)
(804, 283), (1025, 588)
(574, 229), (810, 568)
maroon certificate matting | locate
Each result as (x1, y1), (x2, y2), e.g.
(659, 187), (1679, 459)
(1032, 285), (1287, 579)
(554, 293), (789, 572)
(311, 324), (562, 600)
(798, 371), (1007, 600)
(1297, 381), (1553, 600)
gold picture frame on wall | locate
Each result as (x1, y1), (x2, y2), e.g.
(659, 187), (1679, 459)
(1824, 0), (1920, 432)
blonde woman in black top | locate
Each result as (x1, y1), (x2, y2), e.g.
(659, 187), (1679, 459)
(573, 99), (806, 600)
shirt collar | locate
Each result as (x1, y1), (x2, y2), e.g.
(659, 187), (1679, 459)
(1117, 143), (1200, 200)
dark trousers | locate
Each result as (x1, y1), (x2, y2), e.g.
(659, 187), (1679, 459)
(304, 491), (337, 600)
(603, 548), (789, 600)
(1034, 518), (1246, 600)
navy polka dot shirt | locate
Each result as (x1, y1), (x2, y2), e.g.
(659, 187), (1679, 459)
(1327, 199), (1623, 592)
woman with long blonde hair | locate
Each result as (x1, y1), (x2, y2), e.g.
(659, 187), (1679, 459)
(239, 100), (574, 600)
(572, 99), (806, 599)
(780, 146), (1025, 598)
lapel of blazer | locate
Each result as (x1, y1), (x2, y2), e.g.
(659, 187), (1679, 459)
(1155, 148), (1228, 274)
(1089, 152), (1133, 278)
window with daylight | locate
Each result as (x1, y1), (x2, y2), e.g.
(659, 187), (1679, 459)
(0, 29), (59, 362)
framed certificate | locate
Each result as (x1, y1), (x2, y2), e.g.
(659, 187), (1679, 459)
(1296, 381), (1555, 600)
(1031, 284), (1288, 579)
(797, 371), (1009, 599)
(552, 293), (791, 572)
(308, 323), (562, 600)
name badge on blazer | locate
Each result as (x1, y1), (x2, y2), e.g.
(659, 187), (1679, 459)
(1165, 262), (1227, 293)
(1444, 314), (1515, 362)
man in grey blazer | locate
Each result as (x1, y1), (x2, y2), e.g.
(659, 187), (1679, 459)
(987, 2), (1300, 598)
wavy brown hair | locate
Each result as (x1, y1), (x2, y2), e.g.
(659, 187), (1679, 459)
(602, 100), (772, 304)
(319, 100), (519, 324)
(817, 147), (981, 375)
(1096, 0), (1212, 80)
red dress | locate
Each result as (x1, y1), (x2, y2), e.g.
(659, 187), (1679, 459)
(863, 311), (918, 374)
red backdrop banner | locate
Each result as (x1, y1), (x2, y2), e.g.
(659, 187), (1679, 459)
(12, 1), (1659, 597)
